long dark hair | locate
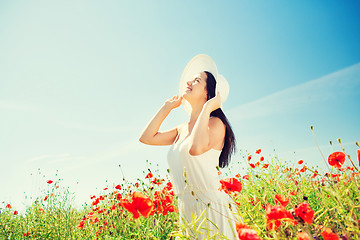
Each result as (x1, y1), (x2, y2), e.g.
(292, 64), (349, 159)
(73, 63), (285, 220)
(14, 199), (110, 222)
(204, 71), (236, 168)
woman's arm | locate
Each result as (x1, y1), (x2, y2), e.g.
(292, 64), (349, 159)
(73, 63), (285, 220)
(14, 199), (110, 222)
(188, 92), (225, 155)
(188, 105), (225, 155)
(139, 95), (183, 146)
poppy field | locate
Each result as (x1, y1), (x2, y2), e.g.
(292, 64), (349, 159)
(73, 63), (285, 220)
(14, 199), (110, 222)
(1, 138), (360, 239)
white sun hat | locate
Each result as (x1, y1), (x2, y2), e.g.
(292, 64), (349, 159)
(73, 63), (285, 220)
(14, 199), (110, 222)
(179, 54), (229, 114)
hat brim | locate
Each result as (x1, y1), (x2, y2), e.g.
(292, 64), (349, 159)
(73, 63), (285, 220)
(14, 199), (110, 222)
(179, 54), (229, 115)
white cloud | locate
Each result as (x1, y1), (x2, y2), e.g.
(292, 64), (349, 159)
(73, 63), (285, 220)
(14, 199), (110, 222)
(227, 63), (360, 121)
(54, 120), (137, 133)
(60, 140), (142, 172)
(27, 153), (71, 163)
(0, 100), (41, 112)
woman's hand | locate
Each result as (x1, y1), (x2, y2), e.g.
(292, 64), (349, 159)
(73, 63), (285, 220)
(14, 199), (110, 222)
(164, 95), (183, 110)
(204, 91), (221, 112)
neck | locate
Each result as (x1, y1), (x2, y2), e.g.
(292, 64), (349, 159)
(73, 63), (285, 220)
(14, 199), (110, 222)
(189, 102), (207, 126)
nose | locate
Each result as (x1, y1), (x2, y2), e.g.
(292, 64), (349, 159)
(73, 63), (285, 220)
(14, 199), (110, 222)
(186, 80), (192, 86)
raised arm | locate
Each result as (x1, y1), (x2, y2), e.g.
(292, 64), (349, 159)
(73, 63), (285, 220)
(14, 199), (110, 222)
(139, 95), (183, 146)
(188, 91), (225, 155)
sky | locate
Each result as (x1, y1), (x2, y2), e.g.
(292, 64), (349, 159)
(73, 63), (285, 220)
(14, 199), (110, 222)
(0, 1), (359, 212)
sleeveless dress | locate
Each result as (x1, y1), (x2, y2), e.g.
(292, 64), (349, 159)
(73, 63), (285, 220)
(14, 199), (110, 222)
(167, 125), (239, 240)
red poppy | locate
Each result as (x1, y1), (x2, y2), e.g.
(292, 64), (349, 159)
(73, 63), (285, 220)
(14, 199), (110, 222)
(298, 232), (310, 240)
(262, 163), (269, 169)
(249, 163), (255, 168)
(242, 175), (249, 180)
(321, 228), (340, 240)
(165, 182), (173, 191)
(92, 198), (100, 206)
(152, 189), (178, 216)
(328, 152), (345, 168)
(121, 192), (154, 219)
(274, 194), (290, 207)
(115, 184), (121, 190)
(6, 204), (11, 209)
(24, 232), (30, 237)
(255, 149), (261, 154)
(145, 172), (153, 179)
(219, 178), (243, 194)
(115, 193), (122, 201)
(236, 222), (250, 231)
(236, 222), (261, 240)
(294, 202), (315, 224)
(44, 196), (48, 201)
(357, 150), (360, 167)
(266, 204), (293, 221)
(135, 182), (139, 188)
(92, 217), (99, 224)
(260, 156), (264, 161)
(235, 173), (241, 178)
(13, 210), (18, 215)
(46, 180), (53, 184)
(300, 166), (307, 173)
(255, 162), (260, 167)
(247, 155), (252, 161)
(266, 204), (294, 231)
(266, 219), (281, 231)
(298, 160), (304, 164)
(311, 170), (319, 179)
(151, 178), (164, 185)
(78, 220), (85, 230)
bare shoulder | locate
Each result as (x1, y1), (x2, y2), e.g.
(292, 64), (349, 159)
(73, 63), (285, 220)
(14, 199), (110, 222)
(209, 117), (225, 132)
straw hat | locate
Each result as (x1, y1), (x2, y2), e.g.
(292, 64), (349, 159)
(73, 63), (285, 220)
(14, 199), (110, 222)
(179, 54), (229, 114)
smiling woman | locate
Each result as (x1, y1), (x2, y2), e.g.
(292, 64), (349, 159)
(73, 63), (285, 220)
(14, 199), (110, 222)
(139, 54), (239, 239)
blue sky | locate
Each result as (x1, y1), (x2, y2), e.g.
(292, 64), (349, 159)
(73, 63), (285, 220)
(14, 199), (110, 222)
(0, 1), (359, 212)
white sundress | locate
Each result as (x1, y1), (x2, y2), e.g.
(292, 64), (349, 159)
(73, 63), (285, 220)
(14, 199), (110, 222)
(167, 126), (239, 240)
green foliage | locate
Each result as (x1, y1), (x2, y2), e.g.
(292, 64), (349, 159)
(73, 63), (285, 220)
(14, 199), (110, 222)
(1, 149), (360, 239)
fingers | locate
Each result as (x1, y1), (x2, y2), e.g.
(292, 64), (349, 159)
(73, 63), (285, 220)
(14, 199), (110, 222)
(169, 95), (182, 103)
(172, 95), (182, 100)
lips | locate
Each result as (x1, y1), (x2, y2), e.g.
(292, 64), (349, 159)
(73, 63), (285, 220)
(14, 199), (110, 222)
(186, 87), (192, 91)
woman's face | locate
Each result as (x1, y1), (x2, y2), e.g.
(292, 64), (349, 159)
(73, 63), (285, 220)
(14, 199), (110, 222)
(182, 72), (208, 102)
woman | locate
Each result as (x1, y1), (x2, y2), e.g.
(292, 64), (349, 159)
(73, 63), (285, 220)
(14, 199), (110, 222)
(139, 54), (238, 239)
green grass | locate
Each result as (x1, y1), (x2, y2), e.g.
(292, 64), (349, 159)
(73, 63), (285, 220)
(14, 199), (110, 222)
(1, 142), (360, 240)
